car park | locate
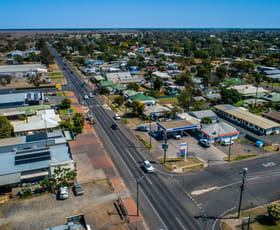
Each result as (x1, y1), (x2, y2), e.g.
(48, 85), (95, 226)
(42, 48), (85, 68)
(73, 184), (84, 196)
(136, 125), (149, 132)
(142, 160), (155, 173)
(111, 123), (118, 130)
(199, 139), (211, 148)
(114, 114), (121, 120)
(59, 186), (69, 200)
(173, 132), (181, 140)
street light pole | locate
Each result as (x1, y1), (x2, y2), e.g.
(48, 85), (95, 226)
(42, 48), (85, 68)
(228, 136), (232, 161)
(164, 131), (167, 164)
(238, 168), (248, 219)
(136, 175), (145, 216)
(149, 114), (152, 148)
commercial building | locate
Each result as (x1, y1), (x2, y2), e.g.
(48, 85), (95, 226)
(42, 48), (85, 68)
(189, 110), (218, 123)
(0, 130), (74, 187)
(0, 92), (44, 109)
(214, 105), (280, 135)
(200, 122), (239, 143)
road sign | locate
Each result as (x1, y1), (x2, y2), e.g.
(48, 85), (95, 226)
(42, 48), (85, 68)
(162, 143), (168, 150)
(68, 108), (73, 116)
(56, 84), (61, 89)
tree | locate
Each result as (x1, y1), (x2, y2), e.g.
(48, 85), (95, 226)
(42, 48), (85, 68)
(0, 116), (13, 138)
(0, 75), (12, 86)
(178, 89), (193, 110)
(132, 100), (145, 116)
(175, 71), (194, 87)
(72, 113), (85, 134)
(74, 57), (85, 65)
(61, 98), (71, 109)
(16, 42), (27, 51)
(114, 96), (125, 106)
(100, 86), (110, 95)
(145, 90), (161, 98)
(28, 73), (41, 89)
(127, 83), (140, 92)
(14, 54), (24, 64)
(153, 77), (163, 91)
(201, 117), (212, 124)
(216, 65), (228, 81)
(267, 202), (280, 221)
(220, 88), (242, 104)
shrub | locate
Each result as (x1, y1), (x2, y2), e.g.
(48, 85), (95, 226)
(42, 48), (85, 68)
(268, 202), (280, 221)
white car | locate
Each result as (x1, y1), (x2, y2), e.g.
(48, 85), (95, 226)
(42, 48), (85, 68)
(200, 139), (211, 148)
(59, 186), (69, 200)
(89, 93), (93, 98)
(84, 95), (89, 100)
(143, 160), (155, 173)
(222, 139), (234, 146)
(173, 132), (181, 140)
(114, 114), (121, 120)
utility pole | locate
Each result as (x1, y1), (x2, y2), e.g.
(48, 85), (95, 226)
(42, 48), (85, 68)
(238, 168), (248, 219)
(136, 175), (145, 216)
(228, 136), (232, 161)
(163, 131), (167, 164)
(149, 114), (152, 148)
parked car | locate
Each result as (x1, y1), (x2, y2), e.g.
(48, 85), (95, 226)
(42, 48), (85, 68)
(173, 132), (181, 140)
(84, 95), (89, 100)
(59, 186), (69, 200)
(199, 139), (211, 148)
(221, 139), (234, 146)
(149, 130), (159, 138)
(111, 123), (118, 130)
(73, 184), (84, 196)
(142, 160), (155, 173)
(114, 114), (121, 120)
(89, 93), (93, 98)
(136, 125), (149, 132)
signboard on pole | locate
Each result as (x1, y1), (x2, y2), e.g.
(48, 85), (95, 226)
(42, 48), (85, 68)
(68, 108), (73, 116)
(162, 143), (168, 150)
(180, 143), (187, 161)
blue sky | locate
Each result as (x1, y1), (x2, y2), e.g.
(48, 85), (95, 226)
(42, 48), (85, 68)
(0, 0), (280, 28)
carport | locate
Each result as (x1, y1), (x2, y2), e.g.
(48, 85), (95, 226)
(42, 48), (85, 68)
(156, 119), (198, 135)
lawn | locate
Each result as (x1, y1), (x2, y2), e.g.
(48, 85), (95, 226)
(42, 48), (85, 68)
(47, 72), (63, 76)
(158, 97), (178, 105)
(59, 106), (76, 116)
(136, 134), (152, 150)
(224, 153), (258, 162)
(49, 76), (65, 80)
(158, 157), (204, 172)
(222, 205), (280, 230)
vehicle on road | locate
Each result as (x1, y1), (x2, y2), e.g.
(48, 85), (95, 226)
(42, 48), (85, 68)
(136, 125), (149, 132)
(73, 184), (84, 196)
(221, 139), (234, 146)
(89, 93), (93, 98)
(111, 123), (118, 130)
(142, 160), (155, 173)
(59, 186), (69, 200)
(199, 139), (211, 148)
(71, 71), (73, 74)
(84, 95), (89, 100)
(173, 132), (181, 140)
(114, 114), (121, 120)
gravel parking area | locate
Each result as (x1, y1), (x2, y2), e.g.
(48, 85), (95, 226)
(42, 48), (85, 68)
(0, 183), (128, 230)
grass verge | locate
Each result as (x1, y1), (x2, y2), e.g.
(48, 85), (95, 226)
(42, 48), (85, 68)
(159, 157), (204, 172)
(224, 153), (257, 162)
(108, 103), (118, 112)
(136, 134), (152, 150)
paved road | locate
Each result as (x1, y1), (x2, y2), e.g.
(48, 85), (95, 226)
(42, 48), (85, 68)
(49, 45), (203, 230)
(49, 45), (280, 230)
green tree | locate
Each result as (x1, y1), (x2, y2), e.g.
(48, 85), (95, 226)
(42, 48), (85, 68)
(201, 117), (212, 124)
(178, 89), (193, 110)
(100, 87), (110, 95)
(216, 65), (228, 81)
(145, 90), (161, 98)
(14, 54), (24, 64)
(0, 116), (13, 138)
(267, 202), (280, 221)
(61, 98), (71, 109)
(72, 113), (85, 134)
(28, 73), (41, 89)
(127, 83), (140, 91)
(175, 71), (194, 87)
(220, 88), (242, 104)
(153, 77), (163, 91)
(114, 95), (125, 106)
(16, 42), (27, 51)
(74, 57), (85, 65)
(132, 100), (145, 116)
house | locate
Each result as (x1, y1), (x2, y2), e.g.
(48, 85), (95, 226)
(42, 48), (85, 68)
(85, 60), (104, 66)
(204, 93), (221, 101)
(153, 71), (171, 81)
(0, 64), (46, 80)
(0, 104), (51, 118)
(261, 92), (280, 103)
(189, 110), (218, 123)
(129, 93), (158, 106)
(263, 111), (280, 123)
(123, 89), (139, 98)
(199, 122), (239, 143)
(143, 105), (171, 119)
(12, 109), (61, 136)
(0, 92), (44, 109)
(228, 85), (267, 99)
(214, 104), (280, 135)
(106, 71), (143, 85)
(0, 130), (74, 187)
(166, 62), (178, 70)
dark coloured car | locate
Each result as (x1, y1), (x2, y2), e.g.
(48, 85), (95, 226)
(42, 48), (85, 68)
(136, 125), (149, 132)
(149, 130), (158, 138)
(111, 124), (118, 130)
(73, 184), (84, 196)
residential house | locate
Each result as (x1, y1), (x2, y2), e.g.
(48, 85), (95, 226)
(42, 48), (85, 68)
(214, 104), (280, 135)
(199, 122), (239, 143)
(263, 111), (280, 123)
(261, 92), (280, 103)
(143, 105), (171, 119)
(189, 110), (218, 123)
(153, 71), (171, 81)
(228, 84), (267, 99)
(106, 71), (143, 85)
(0, 130), (74, 187)
(129, 93), (157, 106)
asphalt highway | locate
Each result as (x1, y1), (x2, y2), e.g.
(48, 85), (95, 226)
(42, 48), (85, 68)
(49, 45), (204, 230)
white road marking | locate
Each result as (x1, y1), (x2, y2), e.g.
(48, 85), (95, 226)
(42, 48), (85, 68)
(191, 187), (219, 195)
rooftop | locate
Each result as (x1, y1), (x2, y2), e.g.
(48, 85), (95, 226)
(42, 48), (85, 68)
(0, 64), (44, 73)
(157, 119), (198, 132)
(189, 110), (217, 119)
(130, 93), (157, 102)
(201, 122), (239, 137)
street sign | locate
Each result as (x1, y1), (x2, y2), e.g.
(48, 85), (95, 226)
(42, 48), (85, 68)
(162, 143), (168, 150)
(56, 84), (61, 89)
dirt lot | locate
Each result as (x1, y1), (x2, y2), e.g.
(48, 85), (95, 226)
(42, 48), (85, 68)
(0, 183), (128, 230)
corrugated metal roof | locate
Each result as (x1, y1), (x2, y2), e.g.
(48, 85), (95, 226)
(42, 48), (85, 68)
(157, 119), (197, 131)
(0, 64), (43, 73)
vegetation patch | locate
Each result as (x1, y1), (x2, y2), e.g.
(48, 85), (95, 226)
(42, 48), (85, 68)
(136, 134), (152, 150)
(159, 157), (204, 172)
(224, 153), (257, 162)
(47, 72), (63, 76)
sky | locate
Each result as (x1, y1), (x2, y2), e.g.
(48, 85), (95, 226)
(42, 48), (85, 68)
(0, 0), (280, 29)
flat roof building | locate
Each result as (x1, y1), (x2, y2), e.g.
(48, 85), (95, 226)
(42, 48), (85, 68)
(214, 104), (280, 135)
(0, 130), (74, 187)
